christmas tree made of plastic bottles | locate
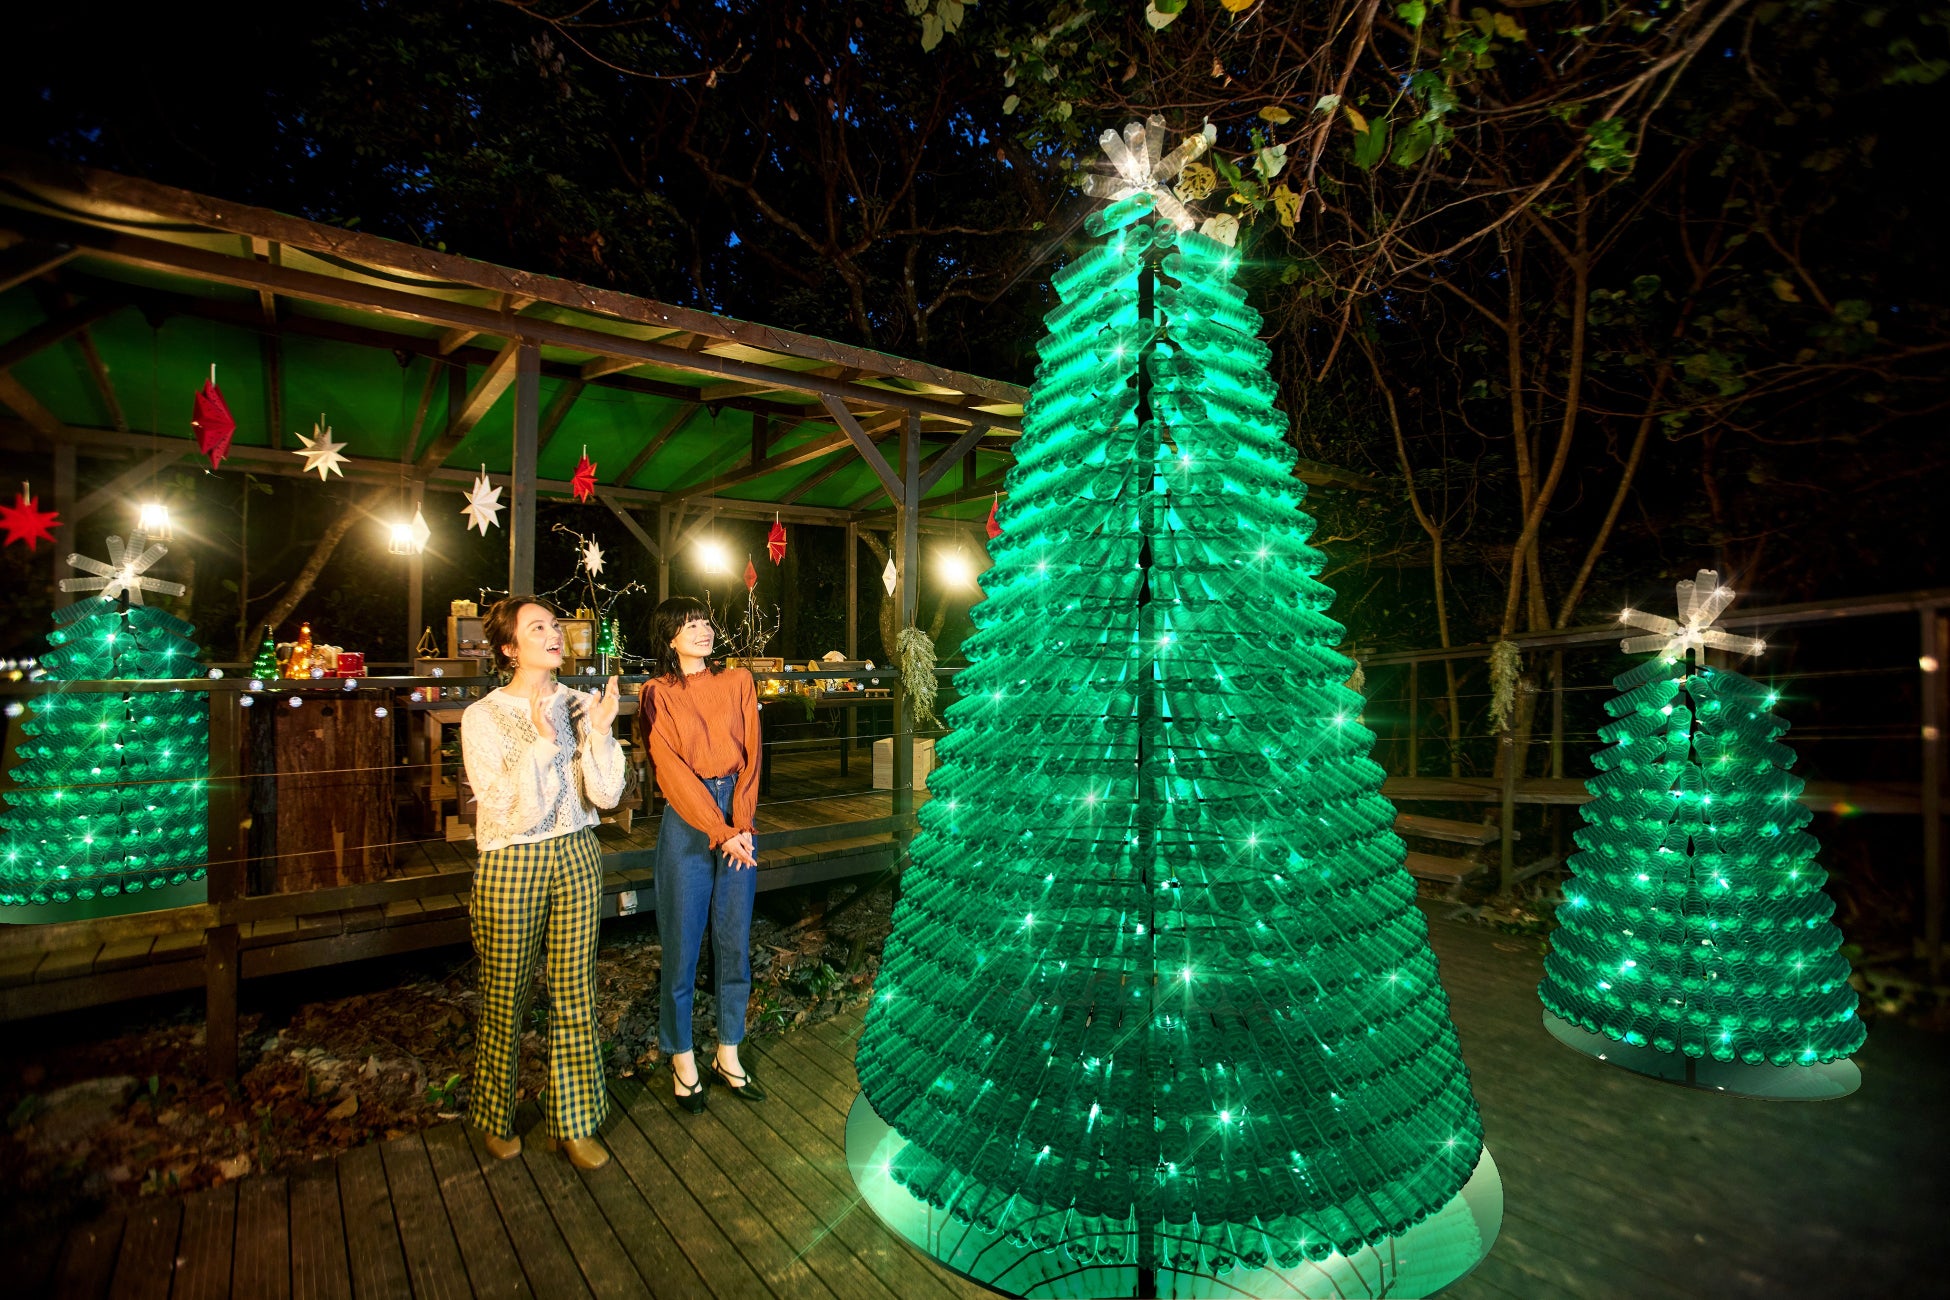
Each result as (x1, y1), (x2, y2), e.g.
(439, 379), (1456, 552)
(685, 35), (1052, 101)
(854, 120), (1495, 1293)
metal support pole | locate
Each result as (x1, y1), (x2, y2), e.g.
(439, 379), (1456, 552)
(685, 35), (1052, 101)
(656, 507), (671, 601)
(891, 417), (920, 837)
(508, 343), (540, 595)
(1550, 649), (1566, 779)
(846, 521), (859, 660)
(1498, 726), (1519, 898)
(1923, 609), (1944, 980)
(204, 689), (245, 1080)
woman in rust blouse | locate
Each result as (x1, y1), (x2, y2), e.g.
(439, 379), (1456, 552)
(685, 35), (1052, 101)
(638, 596), (765, 1111)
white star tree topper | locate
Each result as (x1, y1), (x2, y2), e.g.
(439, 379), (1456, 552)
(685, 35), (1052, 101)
(59, 531), (187, 605)
(293, 414), (349, 481)
(1618, 569), (1765, 665)
(462, 467), (503, 536)
(1079, 115), (1218, 234)
(582, 538), (605, 577)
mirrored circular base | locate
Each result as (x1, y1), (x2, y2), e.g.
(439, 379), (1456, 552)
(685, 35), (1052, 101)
(846, 1091), (1502, 1298)
(1542, 1011), (1861, 1100)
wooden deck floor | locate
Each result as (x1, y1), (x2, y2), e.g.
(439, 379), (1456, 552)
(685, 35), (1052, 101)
(12, 912), (1945, 1299)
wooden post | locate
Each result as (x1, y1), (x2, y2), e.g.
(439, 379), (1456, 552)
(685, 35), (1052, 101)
(1550, 649), (1566, 779)
(846, 520), (859, 763)
(656, 507), (671, 601)
(1924, 609), (1944, 980)
(204, 688), (246, 1080)
(1498, 725), (1519, 898)
(51, 441), (75, 592)
(406, 479), (424, 662)
(508, 343), (540, 595)
(891, 416), (920, 838)
(1407, 659), (1420, 778)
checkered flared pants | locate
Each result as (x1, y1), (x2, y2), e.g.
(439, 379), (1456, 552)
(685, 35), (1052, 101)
(467, 827), (608, 1140)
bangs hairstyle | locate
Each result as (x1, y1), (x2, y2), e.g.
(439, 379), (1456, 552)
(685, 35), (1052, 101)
(647, 596), (722, 683)
(482, 595), (559, 675)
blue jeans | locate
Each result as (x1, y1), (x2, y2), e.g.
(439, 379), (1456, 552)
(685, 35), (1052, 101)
(655, 774), (757, 1054)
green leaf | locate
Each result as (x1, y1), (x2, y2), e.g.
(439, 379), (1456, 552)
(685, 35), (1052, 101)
(920, 13), (944, 50)
(1353, 119), (1391, 170)
(1492, 12), (1526, 41)
(1392, 119), (1434, 167)
(1258, 105), (1293, 124)
(1315, 93), (1342, 115)
(1145, 1), (1182, 29)
(1002, 94), (1020, 115)
(1342, 104), (1370, 135)
(1397, 0), (1428, 30)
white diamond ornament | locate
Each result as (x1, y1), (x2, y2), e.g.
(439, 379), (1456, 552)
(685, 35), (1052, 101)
(293, 415), (349, 481)
(1618, 569), (1766, 664)
(58, 530), (186, 605)
(462, 468), (503, 535)
(881, 556), (898, 596)
(410, 505), (431, 552)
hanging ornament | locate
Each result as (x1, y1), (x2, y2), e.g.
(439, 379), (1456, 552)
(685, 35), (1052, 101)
(571, 447), (598, 503)
(251, 628), (280, 680)
(462, 466), (503, 535)
(583, 538), (606, 577)
(0, 483), (61, 551)
(58, 532), (186, 605)
(984, 492), (1002, 541)
(881, 556), (898, 596)
(767, 513), (788, 565)
(410, 505), (431, 553)
(191, 365), (237, 470)
(293, 414), (348, 481)
(1619, 570), (1765, 664)
(744, 555), (758, 593)
(1078, 114), (1217, 232)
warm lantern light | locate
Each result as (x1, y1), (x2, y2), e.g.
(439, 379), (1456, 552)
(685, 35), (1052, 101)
(387, 520), (424, 556)
(937, 547), (974, 587)
(136, 502), (172, 540)
(696, 538), (732, 574)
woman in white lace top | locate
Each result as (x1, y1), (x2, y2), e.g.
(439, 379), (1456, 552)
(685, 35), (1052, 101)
(459, 596), (624, 1171)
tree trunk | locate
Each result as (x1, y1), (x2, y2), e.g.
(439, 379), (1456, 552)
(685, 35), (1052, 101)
(256, 489), (384, 644)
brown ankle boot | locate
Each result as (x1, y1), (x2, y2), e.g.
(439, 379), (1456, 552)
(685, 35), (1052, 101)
(548, 1135), (610, 1171)
(479, 1131), (521, 1160)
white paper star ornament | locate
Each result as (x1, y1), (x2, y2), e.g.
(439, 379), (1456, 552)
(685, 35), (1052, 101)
(582, 539), (605, 577)
(293, 415), (348, 481)
(1619, 569), (1766, 665)
(462, 468), (503, 535)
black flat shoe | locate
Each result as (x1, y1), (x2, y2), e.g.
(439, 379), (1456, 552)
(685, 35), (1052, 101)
(672, 1062), (708, 1114)
(708, 1058), (767, 1102)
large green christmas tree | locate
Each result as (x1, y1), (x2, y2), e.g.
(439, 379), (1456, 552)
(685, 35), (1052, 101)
(1539, 572), (1865, 1093)
(1, 534), (208, 907)
(855, 125), (1489, 1286)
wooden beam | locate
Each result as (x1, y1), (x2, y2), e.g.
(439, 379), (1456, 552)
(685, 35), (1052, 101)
(535, 378), (584, 456)
(0, 240), (78, 295)
(599, 492), (662, 561)
(509, 344), (540, 593)
(820, 394), (903, 506)
(856, 466), (1009, 523)
(400, 361), (442, 466)
(72, 448), (184, 521)
(614, 402), (700, 487)
(580, 356), (641, 382)
(0, 300), (126, 373)
(415, 341), (519, 472)
(0, 370), (60, 435)
(700, 363), (854, 403)
(248, 238), (279, 325)
(72, 328), (127, 433)
(663, 426), (861, 508)
(918, 424), (992, 496)
(14, 214), (1018, 430)
(436, 292), (535, 356)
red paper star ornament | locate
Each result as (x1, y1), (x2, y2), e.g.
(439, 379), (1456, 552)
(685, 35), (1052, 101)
(0, 483), (61, 551)
(984, 493), (1003, 540)
(571, 449), (598, 503)
(767, 514), (787, 565)
(744, 557), (758, 593)
(192, 376), (237, 469)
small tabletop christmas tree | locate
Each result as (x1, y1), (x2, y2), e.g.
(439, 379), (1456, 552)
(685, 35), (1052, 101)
(251, 626), (280, 681)
(850, 120), (1498, 1298)
(1538, 571), (1865, 1098)
(1, 531), (208, 907)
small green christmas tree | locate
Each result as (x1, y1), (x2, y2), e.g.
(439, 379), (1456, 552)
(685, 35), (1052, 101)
(855, 124), (1492, 1291)
(251, 626), (279, 680)
(1539, 571), (1865, 1095)
(2, 534), (208, 906)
